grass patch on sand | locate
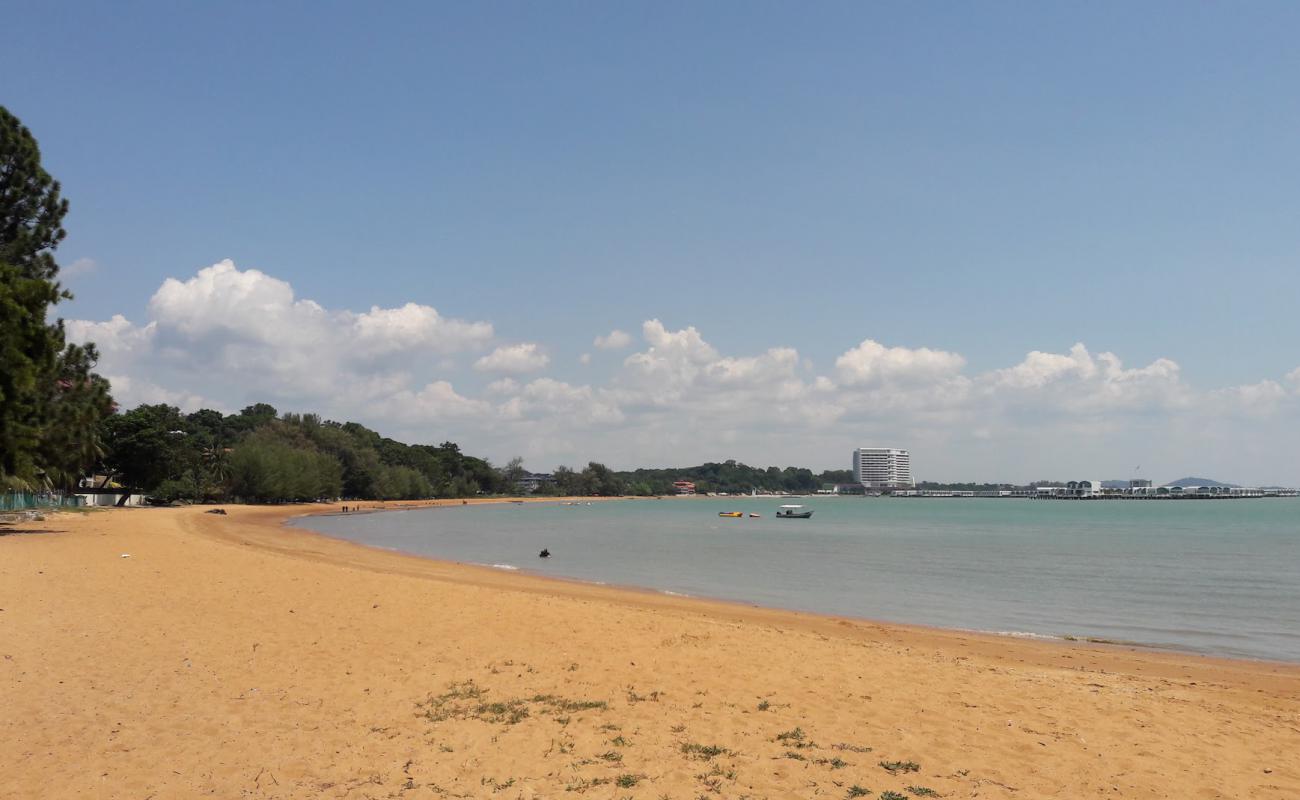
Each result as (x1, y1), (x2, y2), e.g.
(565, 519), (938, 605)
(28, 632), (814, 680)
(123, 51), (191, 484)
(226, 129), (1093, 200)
(416, 681), (607, 727)
(775, 726), (818, 749)
(879, 760), (920, 775)
(681, 742), (733, 760)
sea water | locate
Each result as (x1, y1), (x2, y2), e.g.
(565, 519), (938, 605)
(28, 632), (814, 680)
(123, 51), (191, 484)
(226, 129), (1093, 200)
(294, 497), (1300, 662)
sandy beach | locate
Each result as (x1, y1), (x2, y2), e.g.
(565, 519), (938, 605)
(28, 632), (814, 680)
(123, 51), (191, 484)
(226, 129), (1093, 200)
(2, 503), (1298, 799)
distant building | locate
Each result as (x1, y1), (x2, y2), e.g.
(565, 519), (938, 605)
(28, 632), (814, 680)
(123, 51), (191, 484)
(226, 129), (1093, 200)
(673, 480), (696, 495)
(1129, 479), (1152, 489)
(515, 472), (555, 493)
(852, 447), (913, 489)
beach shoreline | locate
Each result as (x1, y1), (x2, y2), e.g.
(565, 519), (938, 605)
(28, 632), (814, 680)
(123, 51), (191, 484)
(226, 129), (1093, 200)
(3, 503), (1297, 798)
(291, 495), (1300, 668)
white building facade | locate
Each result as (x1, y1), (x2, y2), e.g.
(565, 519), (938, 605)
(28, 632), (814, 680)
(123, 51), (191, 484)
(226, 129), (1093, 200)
(852, 447), (913, 489)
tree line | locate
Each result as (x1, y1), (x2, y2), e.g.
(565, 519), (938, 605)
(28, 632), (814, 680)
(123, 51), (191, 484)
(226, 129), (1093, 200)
(528, 461), (857, 497)
(101, 403), (507, 502)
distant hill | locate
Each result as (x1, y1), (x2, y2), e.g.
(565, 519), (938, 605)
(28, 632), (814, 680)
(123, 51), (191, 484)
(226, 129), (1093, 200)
(1163, 477), (1239, 488)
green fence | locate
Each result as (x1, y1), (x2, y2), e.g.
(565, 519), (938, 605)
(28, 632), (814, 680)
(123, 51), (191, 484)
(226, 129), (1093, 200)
(1, 491), (85, 511)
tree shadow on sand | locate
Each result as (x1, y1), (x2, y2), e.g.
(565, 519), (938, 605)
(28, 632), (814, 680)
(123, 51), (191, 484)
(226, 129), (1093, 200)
(0, 526), (65, 537)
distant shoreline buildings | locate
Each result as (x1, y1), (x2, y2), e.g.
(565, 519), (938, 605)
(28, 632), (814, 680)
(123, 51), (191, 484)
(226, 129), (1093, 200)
(852, 447), (913, 490)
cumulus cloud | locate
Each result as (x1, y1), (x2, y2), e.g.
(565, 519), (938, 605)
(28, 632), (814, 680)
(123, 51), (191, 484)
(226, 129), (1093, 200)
(1210, 380), (1289, 417)
(485, 378), (521, 395)
(66, 314), (156, 364)
(374, 380), (492, 424)
(593, 329), (632, 350)
(149, 260), (493, 358)
(987, 344), (1189, 413)
(67, 258), (495, 413)
(499, 378), (624, 425)
(64, 266), (1300, 483)
(835, 339), (965, 386)
(474, 343), (550, 374)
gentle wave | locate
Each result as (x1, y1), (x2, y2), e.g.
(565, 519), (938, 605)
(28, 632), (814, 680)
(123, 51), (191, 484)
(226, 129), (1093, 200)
(978, 629), (1063, 642)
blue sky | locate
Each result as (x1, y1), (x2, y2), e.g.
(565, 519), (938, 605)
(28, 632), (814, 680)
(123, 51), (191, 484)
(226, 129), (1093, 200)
(7, 2), (1300, 482)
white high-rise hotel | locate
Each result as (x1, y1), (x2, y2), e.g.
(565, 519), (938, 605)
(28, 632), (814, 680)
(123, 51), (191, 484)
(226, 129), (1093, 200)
(852, 447), (913, 489)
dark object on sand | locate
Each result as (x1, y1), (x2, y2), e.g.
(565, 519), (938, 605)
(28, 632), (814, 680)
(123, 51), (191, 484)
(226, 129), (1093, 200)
(539, 548), (551, 558)
(205, 508), (227, 515)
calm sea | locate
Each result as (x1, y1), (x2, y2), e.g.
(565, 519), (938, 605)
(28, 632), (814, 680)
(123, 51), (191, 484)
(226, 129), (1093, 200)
(294, 497), (1300, 662)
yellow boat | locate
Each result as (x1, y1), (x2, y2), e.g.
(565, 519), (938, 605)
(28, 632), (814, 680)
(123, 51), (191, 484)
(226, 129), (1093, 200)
(717, 511), (743, 518)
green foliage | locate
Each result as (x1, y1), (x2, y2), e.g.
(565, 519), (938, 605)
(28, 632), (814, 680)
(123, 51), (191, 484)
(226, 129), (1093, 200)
(680, 742), (732, 760)
(542, 462), (625, 496)
(228, 430), (343, 502)
(612, 461), (839, 496)
(97, 400), (504, 503)
(0, 106), (113, 487)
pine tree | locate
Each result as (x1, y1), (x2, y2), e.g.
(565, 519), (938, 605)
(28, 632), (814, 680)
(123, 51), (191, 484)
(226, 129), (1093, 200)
(0, 106), (113, 487)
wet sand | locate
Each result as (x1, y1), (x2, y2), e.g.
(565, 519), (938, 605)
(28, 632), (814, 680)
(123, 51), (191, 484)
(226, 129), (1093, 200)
(2, 502), (1297, 799)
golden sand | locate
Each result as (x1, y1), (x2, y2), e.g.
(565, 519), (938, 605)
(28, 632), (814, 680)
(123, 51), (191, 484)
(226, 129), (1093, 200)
(2, 502), (1297, 799)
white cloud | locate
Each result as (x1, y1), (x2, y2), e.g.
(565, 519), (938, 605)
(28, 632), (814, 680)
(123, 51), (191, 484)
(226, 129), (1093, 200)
(148, 260), (492, 359)
(64, 267), (1300, 484)
(99, 374), (211, 412)
(66, 314), (156, 365)
(1210, 380), (1289, 417)
(353, 303), (493, 355)
(594, 329), (632, 350)
(67, 259), (497, 415)
(991, 343), (1097, 390)
(835, 339), (965, 386)
(987, 344), (1189, 413)
(579, 353), (592, 365)
(375, 380), (492, 424)
(63, 257), (98, 278)
(474, 343), (550, 374)
(499, 378), (624, 425)
(486, 378), (521, 395)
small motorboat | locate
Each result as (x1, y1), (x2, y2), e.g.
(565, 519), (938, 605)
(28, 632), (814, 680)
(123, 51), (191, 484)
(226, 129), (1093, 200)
(748, 513), (761, 518)
(718, 511), (743, 518)
(776, 504), (814, 519)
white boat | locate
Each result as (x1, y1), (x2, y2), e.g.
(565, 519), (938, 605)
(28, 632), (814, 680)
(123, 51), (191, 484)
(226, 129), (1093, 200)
(776, 504), (813, 519)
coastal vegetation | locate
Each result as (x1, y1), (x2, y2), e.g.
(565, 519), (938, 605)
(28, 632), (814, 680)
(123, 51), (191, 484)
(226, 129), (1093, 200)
(0, 106), (114, 490)
(609, 461), (845, 496)
(99, 402), (506, 502)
